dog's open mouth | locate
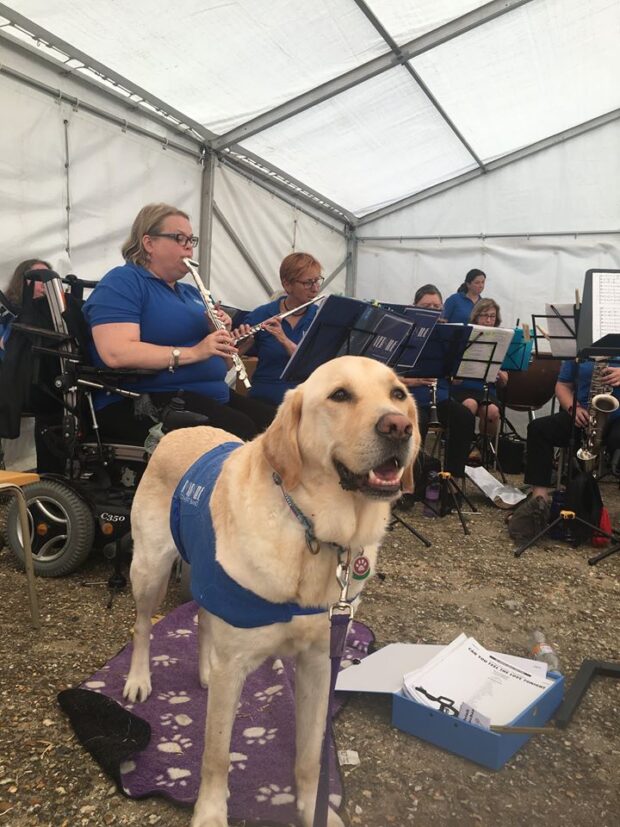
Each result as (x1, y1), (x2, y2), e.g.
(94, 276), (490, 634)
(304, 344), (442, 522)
(334, 457), (405, 498)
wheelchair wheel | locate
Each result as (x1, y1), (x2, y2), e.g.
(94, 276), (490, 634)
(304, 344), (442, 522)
(6, 480), (95, 577)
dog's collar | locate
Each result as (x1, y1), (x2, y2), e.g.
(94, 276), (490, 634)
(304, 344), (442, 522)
(272, 471), (348, 557)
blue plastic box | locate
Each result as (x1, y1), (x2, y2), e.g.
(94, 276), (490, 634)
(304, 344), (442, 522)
(391, 673), (564, 770)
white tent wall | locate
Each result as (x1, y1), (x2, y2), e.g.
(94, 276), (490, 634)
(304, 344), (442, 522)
(0, 80), (67, 281)
(356, 119), (620, 325)
(211, 164), (347, 311)
(0, 37), (204, 286)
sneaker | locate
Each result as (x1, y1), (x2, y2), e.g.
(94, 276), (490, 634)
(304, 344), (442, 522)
(507, 495), (551, 545)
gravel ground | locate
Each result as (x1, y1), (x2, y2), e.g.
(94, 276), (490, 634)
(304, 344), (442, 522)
(1, 475), (619, 827)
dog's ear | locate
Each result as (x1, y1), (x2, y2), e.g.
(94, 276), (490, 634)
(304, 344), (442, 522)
(401, 395), (421, 494)
(262, 386), (303, 490)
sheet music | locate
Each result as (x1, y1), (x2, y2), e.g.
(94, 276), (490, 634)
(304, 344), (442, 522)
(455, 325), (514, 381)
(592, 272), (620, 342)
(545, 303), (576, 357)
(402, 633), (554, 726)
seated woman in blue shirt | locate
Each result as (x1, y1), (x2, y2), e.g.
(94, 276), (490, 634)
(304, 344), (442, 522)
(82, 203), (275, 444)
(233, 252), (322, 406)
(451, 298), (508, 438)
(442, 268), (486, 324)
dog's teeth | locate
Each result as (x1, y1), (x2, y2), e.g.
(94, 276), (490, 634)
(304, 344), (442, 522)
(368, 467), (404, 487)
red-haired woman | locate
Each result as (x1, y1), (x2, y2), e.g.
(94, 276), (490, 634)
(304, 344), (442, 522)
(235, 252), (323, 406)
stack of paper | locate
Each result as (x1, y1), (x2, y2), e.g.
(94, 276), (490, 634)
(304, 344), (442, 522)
(402, 634), (553, 726)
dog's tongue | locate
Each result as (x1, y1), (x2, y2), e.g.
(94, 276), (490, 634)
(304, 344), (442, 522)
(368, 459), (402, 486)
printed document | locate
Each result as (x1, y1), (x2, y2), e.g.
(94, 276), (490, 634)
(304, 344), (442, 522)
(402, 634), (553, 726)
(592, 271), (620, 343)
(544, 303), (576, 358)
(455, 326), (514, 382)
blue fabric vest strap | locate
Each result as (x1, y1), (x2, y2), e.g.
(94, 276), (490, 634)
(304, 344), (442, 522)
(170, 442), (326, 628)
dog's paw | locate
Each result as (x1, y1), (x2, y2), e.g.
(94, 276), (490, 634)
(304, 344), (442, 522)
(298, 799), (344, 827)
(123, 673), (152, 703)
(190, 804), (227, 827)
(198, 663), (210, 688)
(327, 808), (345, 827)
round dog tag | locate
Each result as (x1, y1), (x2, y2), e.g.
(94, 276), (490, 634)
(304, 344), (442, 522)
(352, 555), (371, 580)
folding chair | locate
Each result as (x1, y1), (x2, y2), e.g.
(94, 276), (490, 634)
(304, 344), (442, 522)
(0, 470), (40, 628)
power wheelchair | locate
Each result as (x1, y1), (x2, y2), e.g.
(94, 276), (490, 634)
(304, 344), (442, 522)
(0, 268), (207, 577)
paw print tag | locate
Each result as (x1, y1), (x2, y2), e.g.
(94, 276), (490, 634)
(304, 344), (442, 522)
(352, 555), (370, 580)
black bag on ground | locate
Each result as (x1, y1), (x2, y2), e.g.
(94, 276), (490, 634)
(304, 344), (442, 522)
(563, 472), (603, 545)
(498, 434), (525, 474)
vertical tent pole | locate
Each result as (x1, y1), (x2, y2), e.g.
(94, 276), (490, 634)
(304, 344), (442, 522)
(345, 225), (358, 297)
(198, 149), (216, 286)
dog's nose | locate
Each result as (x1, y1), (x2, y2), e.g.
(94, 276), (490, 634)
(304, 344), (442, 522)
(375, 412), (412, 441)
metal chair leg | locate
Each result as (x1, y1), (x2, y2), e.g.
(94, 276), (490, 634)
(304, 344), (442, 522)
(0, 482), (40, 629)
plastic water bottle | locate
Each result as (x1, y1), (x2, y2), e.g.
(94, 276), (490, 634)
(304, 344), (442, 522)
(423, 472), (441, 517)
(144, 422), (165, 455)
(529, 630), (560, 672)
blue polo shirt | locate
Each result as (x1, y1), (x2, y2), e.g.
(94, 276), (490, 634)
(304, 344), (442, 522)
(558, 359), (620, 423)
(82, 262), (229, 410)
(170, 442), (325, 628)
(409, 378), (450, 409)
(245, 298), (317, 405)
(443, 292), (481, 324)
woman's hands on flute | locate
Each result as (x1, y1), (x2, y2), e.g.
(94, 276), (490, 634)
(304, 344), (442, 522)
(192, 328), (238, 361)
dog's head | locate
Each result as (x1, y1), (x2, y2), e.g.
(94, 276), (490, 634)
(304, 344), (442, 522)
(262, 355), (419, 499)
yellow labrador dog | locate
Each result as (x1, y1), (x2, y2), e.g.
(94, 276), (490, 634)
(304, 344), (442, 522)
(123, 355), (419, 827)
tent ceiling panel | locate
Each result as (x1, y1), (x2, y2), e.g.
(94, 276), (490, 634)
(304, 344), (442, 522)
(2, 0), (617, 220)
(10, 0), (387, 134)
(241, 66), (477, 216)
(410, 0), (620, 162)
(364, 0), (489, 44)
(358, 118), (620, 237)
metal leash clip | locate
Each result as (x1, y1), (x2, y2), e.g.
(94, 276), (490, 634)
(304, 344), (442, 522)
(329, 549), (353, 618)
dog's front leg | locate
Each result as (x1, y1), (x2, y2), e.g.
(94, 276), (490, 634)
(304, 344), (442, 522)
(123, 548), (175, 703)
(295, 643), (344, 827)
(190, 661), (245, 827)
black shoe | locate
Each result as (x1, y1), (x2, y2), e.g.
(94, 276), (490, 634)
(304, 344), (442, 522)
(396, 493), (417, 512)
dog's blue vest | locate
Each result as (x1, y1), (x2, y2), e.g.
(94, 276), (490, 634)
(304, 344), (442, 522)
(170, 442), (326, 628)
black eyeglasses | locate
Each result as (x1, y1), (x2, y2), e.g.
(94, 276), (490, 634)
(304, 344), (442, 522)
(149, 232), (199, 248)
(297, 277), (325, 288)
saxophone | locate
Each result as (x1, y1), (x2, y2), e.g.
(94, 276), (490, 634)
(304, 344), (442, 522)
(576, 358), (619, 471)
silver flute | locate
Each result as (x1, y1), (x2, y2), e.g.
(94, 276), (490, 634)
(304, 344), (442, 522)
(232, 295), (325, 345)
(183, 257), (251, 389)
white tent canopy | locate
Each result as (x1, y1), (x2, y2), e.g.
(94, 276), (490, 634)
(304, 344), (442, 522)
(0, 0), (618, 325)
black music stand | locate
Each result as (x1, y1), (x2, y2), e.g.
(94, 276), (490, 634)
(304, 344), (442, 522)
(455, 327), (514, 480)
(404, 324), (479, 535)
(531, 304), (578, 360)
(282, 295), (442, 383)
